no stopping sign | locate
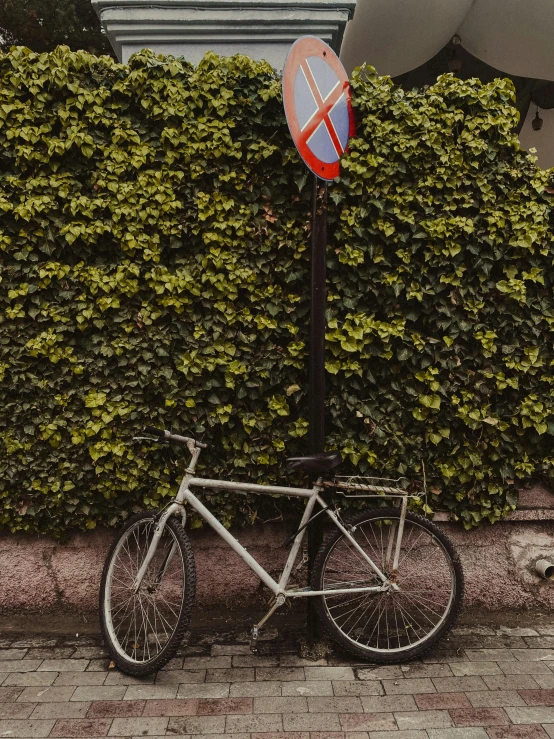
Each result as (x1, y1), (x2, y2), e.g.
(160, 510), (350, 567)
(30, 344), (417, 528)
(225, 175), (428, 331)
(282, 36), (355, 181)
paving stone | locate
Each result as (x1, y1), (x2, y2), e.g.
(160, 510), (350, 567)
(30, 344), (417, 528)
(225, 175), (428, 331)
(31, 703), (91, 719)
(87, 700), (145, 718)
(487, 726), (551, 738)
(71, 648), (109, 661)
(483, 675), (541, 691)
(467, 690), (527, 708)
(143, 698), (199, 716)
(159, 657), (184, 672)
(232, 656), (279, 668)
(506, 706), (554, 723)
(382, 678), (436, 695)
(184, 656), (232, 669)
(54, 673), (108, 686)
(38, 659), (90, 673)
(282, 680), (333, 696)
(332, 681), (383, 697)
(207, 668), (255, 683)
(535, 675), (554, 689)
(449, 707), (509, 726)
(169, 715), (226, 734)
(108, 716), (169, 735)
(17, 686), (74, 703)
(465, 650), (517, 662)
(123, 683), (177, 700)
(73, 687), (127, 702)
(211, 645), (251, 657)
(423, 651), (468, 664)
(536, 627), (554, 637)
(307, 697), (363, 713)
(360, 695), (417, 713)
(433, 676), (489, 693)
(198, 698), (253, 715)
(155, 669), (206, 684)
(11, 639), (57, 649)
(357, 666), (404, 680)
(254, 696), (307, 713)
(414, 692), (471, 710)
(50, 718), (112, 737)
(103, 671), (155, 685)
(0, 659), (42, 673)
(499, 662), (552, 675)
(256, 668), (305, 682)
(85, 660), (112, 672)
(367, 732), (427, 739)
(398, 663), (454, 679)
(226, 713), (283, 733)
(4, 671), (57, 686)
(0, 685), (23, 701)
(525, 638), (554, 649)
(0, 702), (36, 719)
(283, 712), (342, 731)
(454, 628), (495, 638)
(177, 683), (230, 699)
(279, 656), (328, 667)
(250, 733), (308, 739)
(395, 709), (453, 729)
(0, 718), (55, 737)
(26, 649), (75, 661)
(520, 691), (554, 706)
(451, 663), (503, 676)
(229, 682), (281, 697)
(512, 651), (554, 662)
(499, 628), (540, 638)
(339, 712), (396, 732)
(0, 649), (28, 660)
(481, 637), (528, 649)
(304, 667), (355, 681)
(426, 729), (489, 738)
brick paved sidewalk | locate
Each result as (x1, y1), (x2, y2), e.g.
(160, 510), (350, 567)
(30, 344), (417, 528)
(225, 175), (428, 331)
(1, 624), (554, 738)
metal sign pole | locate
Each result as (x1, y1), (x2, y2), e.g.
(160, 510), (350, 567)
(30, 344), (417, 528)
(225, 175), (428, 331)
(307, 174), (328, 643)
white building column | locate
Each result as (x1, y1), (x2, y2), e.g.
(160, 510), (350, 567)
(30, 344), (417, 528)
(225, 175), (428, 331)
(91, 0), (355, 69)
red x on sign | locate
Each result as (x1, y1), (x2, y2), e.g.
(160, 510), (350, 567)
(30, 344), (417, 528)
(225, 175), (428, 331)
(283, 37), (355, 181)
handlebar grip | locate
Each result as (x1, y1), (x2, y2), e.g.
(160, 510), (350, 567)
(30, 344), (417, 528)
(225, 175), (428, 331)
(144, 426), (166, 438)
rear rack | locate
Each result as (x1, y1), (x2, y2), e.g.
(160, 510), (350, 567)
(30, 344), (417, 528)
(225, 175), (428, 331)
(323, 475), (425, 500)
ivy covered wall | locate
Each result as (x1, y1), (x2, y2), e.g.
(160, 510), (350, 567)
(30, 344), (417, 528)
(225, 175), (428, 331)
(0, 46), (552, 537)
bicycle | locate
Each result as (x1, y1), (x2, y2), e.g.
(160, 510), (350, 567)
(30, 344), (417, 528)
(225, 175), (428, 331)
(99, 427), (464, 676)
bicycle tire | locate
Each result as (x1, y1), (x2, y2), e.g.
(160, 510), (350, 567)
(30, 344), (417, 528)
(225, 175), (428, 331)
(311, 507), (463, 663)
(100, 510), (196, 676)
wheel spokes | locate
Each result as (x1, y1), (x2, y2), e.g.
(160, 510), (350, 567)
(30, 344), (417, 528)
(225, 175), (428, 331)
(106, 520), (185, 664)
(322, 516), (455, 653)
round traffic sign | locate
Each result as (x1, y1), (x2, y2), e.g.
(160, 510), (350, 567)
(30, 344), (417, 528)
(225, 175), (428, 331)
(282, 36), (355, 181)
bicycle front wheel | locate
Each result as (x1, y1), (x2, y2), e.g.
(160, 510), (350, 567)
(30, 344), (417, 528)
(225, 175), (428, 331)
(100, 511), (196, 676)
(312, 507), (463, 662)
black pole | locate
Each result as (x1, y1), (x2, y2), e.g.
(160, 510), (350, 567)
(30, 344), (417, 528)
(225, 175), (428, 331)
(307, 173), (328, 643)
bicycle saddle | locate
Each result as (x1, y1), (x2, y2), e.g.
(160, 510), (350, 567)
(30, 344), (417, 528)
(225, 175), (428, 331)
(284, 451), (342, 474)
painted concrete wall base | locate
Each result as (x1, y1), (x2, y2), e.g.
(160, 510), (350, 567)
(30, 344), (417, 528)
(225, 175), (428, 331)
(1, 486), (553, 615)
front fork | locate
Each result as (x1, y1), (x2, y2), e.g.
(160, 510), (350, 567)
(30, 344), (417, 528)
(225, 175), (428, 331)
(132, 502), (185, 593)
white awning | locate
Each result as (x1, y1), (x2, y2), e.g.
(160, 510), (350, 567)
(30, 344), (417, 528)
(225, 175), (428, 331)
(341, 0), (554, 82)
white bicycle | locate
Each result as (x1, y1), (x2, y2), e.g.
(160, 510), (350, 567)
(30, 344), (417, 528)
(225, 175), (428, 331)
(100, 427), (464, 675)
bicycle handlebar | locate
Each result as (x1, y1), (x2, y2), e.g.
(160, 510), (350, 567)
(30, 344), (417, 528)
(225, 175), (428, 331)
(143, 426), (208, 449)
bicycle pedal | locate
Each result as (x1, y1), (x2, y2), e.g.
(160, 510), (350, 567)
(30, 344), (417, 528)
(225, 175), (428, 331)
(250, 625), (259, 654)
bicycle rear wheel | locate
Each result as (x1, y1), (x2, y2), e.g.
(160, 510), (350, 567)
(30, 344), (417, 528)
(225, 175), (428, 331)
(312, 507), (463, 662)
(100, 511), (196, 676)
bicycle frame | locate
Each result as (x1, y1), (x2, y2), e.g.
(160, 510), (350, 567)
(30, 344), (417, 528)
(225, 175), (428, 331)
(133, 443), (407, 599)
